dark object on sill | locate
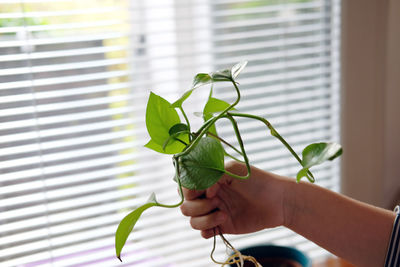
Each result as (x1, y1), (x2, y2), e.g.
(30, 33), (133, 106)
(231, 244), (311, 267)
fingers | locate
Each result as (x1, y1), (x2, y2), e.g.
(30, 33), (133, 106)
(200, 227), (226, 239)
(180, 197), (219, 217)
(189, 210), (227, 232)
(206, 182), (220, 199)
(201, 229), (216, 239)
(181, 180), (221, 200)
(180, 180), (228, 239)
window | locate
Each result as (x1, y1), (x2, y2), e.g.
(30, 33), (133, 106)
(0, 0), (341, 266)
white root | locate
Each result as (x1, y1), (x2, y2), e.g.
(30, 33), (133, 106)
(221, 251), (262, 267)
(211, 228), (262, 267)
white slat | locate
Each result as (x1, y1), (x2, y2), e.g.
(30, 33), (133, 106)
(0, 1), (341, 266)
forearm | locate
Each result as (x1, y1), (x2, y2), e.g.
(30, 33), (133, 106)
(282, 179), (396, 267)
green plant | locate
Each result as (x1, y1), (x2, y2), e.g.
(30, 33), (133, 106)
(115, 61), (342, 265)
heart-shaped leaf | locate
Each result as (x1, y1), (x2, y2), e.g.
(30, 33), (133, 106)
(177, 137), (225, 190)
(115, 193), (158, 261)
(145, 139), (185, 154)
(145, 92), (181, 147)
(297, 142), (342, 181)
(203, 97), (234, 136)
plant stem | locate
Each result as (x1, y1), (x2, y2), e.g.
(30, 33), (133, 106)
(228, 112), (315, 182)
(229, 112), (301, 162)
(175, 78), (241, 158)
(224, 151), (245, 163)
(206, 131), (243, 156)
(179, 106), (191, 142)
(223, 114), (251, 179)
(154, 157), (185, 208)
(175, 138), (188, 147)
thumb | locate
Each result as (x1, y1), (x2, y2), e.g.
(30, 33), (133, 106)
(206, 182), (221, 199)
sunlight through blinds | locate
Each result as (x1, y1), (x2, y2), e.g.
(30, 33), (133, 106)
(0, 0), (340, 266)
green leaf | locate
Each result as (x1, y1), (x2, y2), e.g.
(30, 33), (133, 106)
(145, 92), (181, 146)
(211, 68), (232, 82)
(296, 168), (309, 181)
(171, 89), (194, 108)
(192, 73), (212, 89)
(203, 97), (233, 117)
(169, 123), (189, 136)
(203, 97), (234, 136)
(231, 61), (248, 79)
(296, 142), (343, 181)
(302, 142), (343, 167)
(115, 194), (158, 261)
(145, 139), (185, 154)
(171, 74), (212, 108)
(162, 123), (190, 151)
(172, 62), (247, 108)
(210, 61), (248, 82)
(177, 137), (225, 190)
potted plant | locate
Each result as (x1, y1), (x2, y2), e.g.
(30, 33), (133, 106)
(115, 61), (342, 266)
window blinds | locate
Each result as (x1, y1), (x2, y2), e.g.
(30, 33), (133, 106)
(0, 0), (341, 266)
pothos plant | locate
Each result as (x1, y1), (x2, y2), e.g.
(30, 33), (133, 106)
(115, 61), (342, 266)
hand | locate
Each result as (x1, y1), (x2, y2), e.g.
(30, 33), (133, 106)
(180, 161), (290, 238)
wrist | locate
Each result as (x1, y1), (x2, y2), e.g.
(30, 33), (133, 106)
(281, 177), (301, 229)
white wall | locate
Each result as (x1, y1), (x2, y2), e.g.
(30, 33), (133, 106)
(341, 0), (400, 209)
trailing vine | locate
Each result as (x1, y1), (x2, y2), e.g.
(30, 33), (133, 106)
(115, 61), (342, 266)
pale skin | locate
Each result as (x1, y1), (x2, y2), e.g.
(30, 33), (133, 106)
(180, 161), (397, 267)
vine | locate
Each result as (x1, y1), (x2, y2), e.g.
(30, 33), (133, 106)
(115, 61), (342, 266)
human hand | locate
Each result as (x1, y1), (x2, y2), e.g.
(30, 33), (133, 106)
(180, 161), (291, 238)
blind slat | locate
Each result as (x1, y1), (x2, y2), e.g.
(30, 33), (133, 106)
(0, 32), (127, 48)
(0, 45), (126, 62)
(213, 1), (328, 16)
(0, 106), (133, 131)
(0, 7), (124, 19)
(0, 0), (341, 266)
(0, 70), (129, 90)
(0, 58), (128, 76)
(0, 19), (124, 34)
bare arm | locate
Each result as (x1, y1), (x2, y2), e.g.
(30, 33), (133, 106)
(284, 179), (396, 267)
(180, 161), (397, 267)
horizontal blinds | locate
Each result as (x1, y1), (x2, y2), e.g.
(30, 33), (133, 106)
(0, 1), (143, 267)
(209, 0), (341, 264)
(0, 0), (341, 266)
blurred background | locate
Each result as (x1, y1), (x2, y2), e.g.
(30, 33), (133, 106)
(0, 0), (398, 266)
